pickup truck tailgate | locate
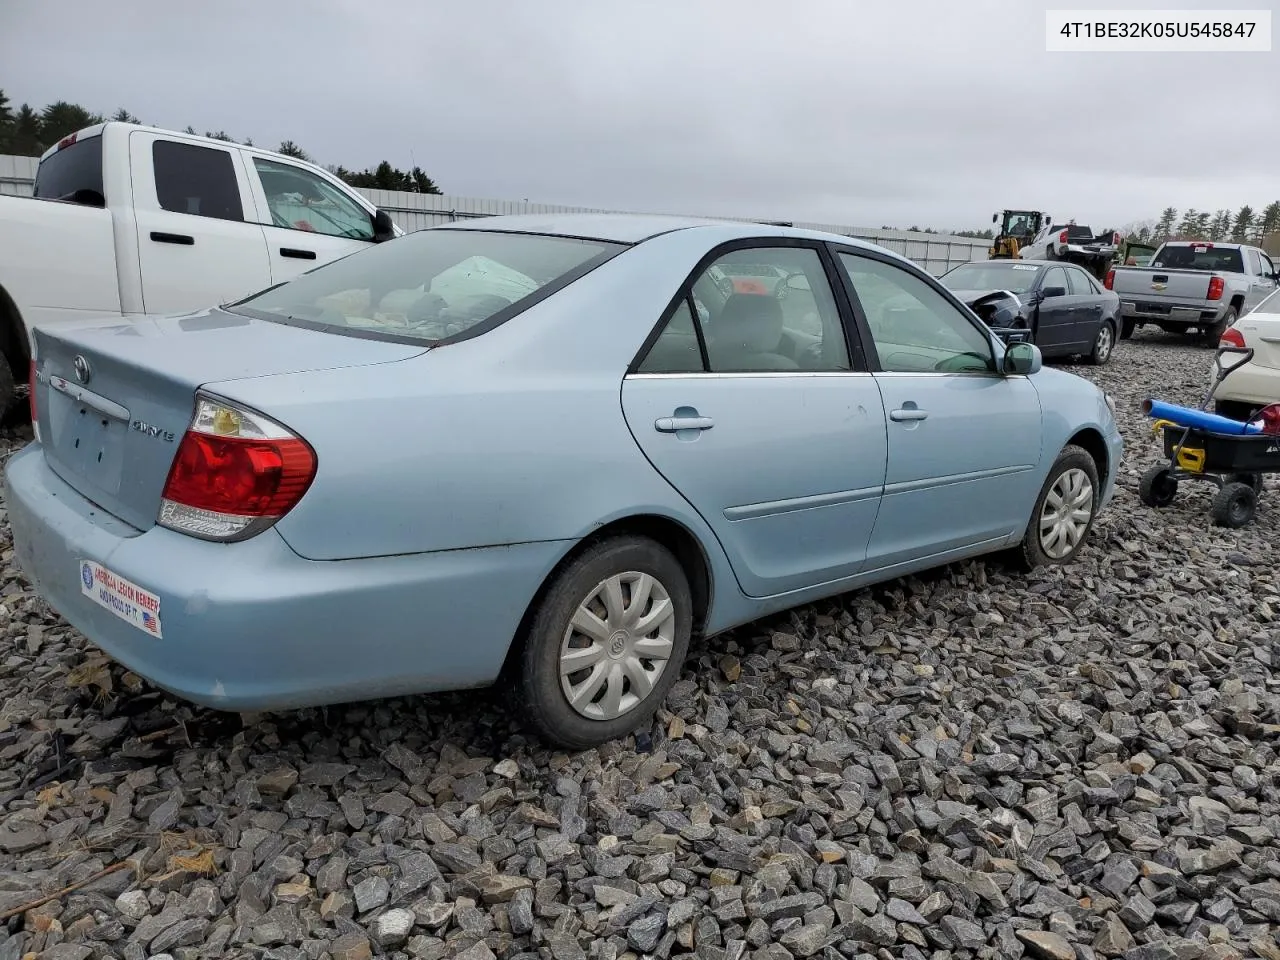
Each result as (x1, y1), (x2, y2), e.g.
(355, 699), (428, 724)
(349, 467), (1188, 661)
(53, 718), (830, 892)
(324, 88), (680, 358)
(1111, 267), (1219, 302)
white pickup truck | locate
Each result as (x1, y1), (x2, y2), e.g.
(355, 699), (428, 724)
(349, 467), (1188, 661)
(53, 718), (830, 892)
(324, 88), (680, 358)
(1106, 240), (1279, 344)
(0, 122), (404, 414)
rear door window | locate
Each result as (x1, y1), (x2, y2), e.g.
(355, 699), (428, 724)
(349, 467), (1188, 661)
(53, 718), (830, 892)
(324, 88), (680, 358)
(152, 140), (246, 222)
(1065, 267), (1092, 296)
(33, 135), (104, 206)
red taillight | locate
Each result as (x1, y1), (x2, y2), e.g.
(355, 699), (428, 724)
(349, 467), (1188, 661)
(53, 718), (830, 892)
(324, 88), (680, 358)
(57, 133), (77, 150)
(1220, 327), (1246, 349)
(1058, 230), (1069, 244)
(158, 397), (316, 541)
(1207, 277), (1225, 300)
(1104, 269), (1115, 290)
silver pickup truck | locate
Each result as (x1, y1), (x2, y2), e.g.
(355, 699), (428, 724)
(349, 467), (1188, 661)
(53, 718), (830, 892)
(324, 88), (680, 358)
(1107, 240), (1279, 344)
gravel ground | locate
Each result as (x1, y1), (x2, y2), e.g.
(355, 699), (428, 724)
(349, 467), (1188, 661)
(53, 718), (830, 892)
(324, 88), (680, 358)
(1, 331), (1277, 960)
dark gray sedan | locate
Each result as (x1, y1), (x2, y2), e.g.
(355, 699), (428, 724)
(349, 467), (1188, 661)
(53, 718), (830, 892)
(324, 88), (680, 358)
(940, 259), (1121, 364)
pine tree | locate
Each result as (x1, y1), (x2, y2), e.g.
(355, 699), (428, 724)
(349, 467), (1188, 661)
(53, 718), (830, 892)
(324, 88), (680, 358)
(1231, 206), (1255, 242)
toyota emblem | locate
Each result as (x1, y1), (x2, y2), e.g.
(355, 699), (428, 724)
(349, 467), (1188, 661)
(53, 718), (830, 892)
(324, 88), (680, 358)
(73, 355), (91, 384)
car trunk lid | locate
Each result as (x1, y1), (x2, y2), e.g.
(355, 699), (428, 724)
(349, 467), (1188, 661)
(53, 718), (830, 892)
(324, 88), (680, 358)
(32, 310), (426, 532)
(1235, 312), (1280, 371)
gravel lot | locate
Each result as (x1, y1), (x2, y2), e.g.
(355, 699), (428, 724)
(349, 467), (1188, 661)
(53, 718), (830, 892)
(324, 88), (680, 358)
(1, 331), (1277, 960)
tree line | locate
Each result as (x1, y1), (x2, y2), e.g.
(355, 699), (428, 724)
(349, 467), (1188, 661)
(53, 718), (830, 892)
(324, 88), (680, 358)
(1128, 204), (1280, 246)
(0, 88), (442, 194)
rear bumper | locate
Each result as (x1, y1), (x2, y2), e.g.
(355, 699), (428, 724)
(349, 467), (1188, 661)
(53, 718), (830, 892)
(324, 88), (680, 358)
(4, 443), (568, 711)
(1214, 364), (1280, 408)
(1119, 300), (1224, 325)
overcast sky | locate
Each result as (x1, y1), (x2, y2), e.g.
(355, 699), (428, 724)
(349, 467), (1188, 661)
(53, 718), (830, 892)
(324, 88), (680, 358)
(3, 0), (1275, 233)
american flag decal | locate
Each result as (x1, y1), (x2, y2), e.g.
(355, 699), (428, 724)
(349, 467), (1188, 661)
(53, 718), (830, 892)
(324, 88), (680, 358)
(142, 611), (156, 632)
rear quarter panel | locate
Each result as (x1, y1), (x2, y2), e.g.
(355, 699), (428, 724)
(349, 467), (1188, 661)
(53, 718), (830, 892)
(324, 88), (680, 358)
(208, 229), (741, 565)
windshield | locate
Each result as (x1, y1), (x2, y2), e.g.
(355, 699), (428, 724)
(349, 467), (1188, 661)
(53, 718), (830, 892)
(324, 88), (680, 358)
(940, 262), (1040, 295)
(1152, 245), (1244, 273)
(230, 228), (625, 343)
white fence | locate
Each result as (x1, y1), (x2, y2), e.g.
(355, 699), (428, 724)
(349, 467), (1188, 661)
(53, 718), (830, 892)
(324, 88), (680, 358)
(0, 155), (38, 197)
(1, 154), (990, 274)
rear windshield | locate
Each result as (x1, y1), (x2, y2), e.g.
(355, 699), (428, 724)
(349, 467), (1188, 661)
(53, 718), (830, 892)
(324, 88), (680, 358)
(1152, 245), (1244, 273)
(33, 135), (104, 206)
(230, 228), (625, 343)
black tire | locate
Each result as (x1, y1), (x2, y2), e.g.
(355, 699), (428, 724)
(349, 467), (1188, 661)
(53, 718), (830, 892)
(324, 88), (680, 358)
(1211, 481), (1256, 528)
(1138, 464), (1179, 508)
(1226, 472), (1263, 493)
(1202, 306), (1237, 346)
(1214, 399), (1257, 423)
(1120, 318), (1136, 340)
(1088, 320), (1116, 365)
(0, 358), (18, 423)
(517, 536), (693, 750)
(1016, 445), (1100, 569)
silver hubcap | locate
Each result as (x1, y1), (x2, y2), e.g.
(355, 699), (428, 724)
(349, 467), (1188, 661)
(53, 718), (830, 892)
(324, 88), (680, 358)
(559, 571), (676, 721)
(1039, 467), (1094, 559)
(1096, 326), (1112, 360)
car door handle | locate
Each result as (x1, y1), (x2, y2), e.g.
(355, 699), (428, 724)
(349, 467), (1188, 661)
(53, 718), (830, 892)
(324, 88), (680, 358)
(150, 231), (194, 246)
(890, 408), (929, 422)
(655, 416), (714, 432)
(280, 247), (318, 260)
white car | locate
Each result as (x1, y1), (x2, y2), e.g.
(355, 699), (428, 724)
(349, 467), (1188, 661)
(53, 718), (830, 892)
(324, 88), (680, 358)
(1215, 287), (1280, 421)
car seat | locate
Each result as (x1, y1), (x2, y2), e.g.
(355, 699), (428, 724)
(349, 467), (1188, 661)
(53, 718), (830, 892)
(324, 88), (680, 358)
(708, 294), (799, 371)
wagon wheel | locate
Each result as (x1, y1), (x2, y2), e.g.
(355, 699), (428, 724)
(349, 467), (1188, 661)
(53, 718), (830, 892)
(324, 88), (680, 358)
(1138, 464), (1178, 508)
(1226, 472), (1262, 493)
(1211, 482), (1256, 529)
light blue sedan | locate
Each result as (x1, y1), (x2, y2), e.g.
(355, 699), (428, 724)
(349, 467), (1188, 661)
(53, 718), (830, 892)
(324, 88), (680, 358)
(5, 214), (1123, 748)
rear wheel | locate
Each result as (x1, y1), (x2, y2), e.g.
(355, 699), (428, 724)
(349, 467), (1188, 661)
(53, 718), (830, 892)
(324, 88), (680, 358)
(1138, 464), (1179, 507)
(1215, 399), (1257, 423)
(1016, 445), (1099, 569)
(1202, 306), (1237, 346)
(1211, 481), (1256, 528)
(1120, 318), (1136, 340)
(1088, 321), (1115, 365)
(0, 360), (16, 423)
(518, 536), (693, 750)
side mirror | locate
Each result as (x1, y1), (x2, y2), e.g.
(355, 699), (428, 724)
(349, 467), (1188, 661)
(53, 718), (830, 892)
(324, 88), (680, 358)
(1003, 341), (1042, 376)
(992, 213), (998, 223)
(1041, 285), (1067, 299)
(372, 208), (396, 243)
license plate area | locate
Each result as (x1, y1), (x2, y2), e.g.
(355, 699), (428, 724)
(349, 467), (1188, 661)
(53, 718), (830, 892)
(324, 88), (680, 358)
(47, 392), (126, 492)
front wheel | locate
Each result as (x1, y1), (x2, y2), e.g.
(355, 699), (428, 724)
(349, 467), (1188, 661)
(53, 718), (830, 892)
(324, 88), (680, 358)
(517, 536), (693, 750)
(1211, 481), (1256, 528)
(1016, 445), (1100, 569)
(1138, 464), (1179, 507)
(1088, 321), (1115, 365)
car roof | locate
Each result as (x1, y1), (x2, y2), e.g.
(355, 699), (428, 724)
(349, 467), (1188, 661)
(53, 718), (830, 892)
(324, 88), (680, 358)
(432, 212), (901, 258)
